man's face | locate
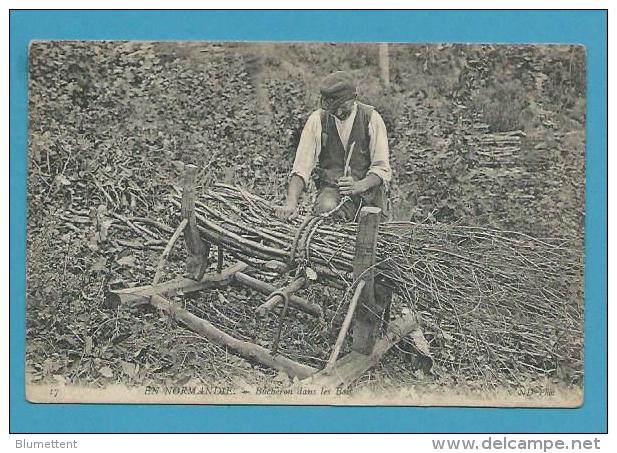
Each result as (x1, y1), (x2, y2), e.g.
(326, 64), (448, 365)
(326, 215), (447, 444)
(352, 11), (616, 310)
(322, 97), (355, 120)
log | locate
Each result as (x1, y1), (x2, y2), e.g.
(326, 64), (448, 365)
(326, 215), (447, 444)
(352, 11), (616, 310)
(255, 277), (307, 315)
(149, 294), (317, 380)
(107, 262), (248, 306)
(302, 312), (419, 388)
(234, 272), (322, 317)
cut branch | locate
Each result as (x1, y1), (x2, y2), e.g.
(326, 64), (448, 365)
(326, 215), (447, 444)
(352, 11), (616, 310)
(255, 276), (307, 315)
(149, 294), (317, 380)
(324, 279), (366, 374)
(152, 218), (188, 285)
(234, 272), (322, 317)
(301, 312), (419, 388)
(107, 262), (248, 307)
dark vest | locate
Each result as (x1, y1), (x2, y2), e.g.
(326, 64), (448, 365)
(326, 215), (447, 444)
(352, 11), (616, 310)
(316, 102), (374, 188)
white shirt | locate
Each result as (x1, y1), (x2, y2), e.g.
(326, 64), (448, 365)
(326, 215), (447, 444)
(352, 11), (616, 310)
(290, 103), (392, 188)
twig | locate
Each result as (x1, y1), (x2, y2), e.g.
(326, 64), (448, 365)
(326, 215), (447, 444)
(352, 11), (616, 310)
(152, 218), (188, 285)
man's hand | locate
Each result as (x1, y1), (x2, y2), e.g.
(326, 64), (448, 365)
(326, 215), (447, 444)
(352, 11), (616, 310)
(275, 201), (299, 221)
(275, 175), (304, 221)
(337, 176), (366, 196)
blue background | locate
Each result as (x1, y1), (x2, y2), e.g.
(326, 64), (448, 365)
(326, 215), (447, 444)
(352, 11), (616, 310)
(9, 10), (607, 433)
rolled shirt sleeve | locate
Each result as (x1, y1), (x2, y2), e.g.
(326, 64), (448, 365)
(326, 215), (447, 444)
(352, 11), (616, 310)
(290, 110), (322, 187)
(366, 110), (392, 188)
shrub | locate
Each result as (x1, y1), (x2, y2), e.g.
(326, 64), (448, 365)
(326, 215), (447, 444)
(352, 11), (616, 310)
(473, 84), (528, 132)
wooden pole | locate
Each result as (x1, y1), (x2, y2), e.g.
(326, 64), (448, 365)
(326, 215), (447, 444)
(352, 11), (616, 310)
(379, 43), (390, 90)
(152, 218), (188, 285)
(234, 272), (322, 317)
(255, 277), (307, 315)
(182, 164), (210, 280)
(107, 262), (248, 307)
(301, 312), (419, 388)
(216, 244), (224, 274)
(324, 279), (366, 374)
(352, 206), (382, 354)
(148, 294), (317, 380)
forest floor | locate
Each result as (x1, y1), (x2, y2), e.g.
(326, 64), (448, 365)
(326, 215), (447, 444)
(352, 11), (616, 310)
(26, 42), (585, 402)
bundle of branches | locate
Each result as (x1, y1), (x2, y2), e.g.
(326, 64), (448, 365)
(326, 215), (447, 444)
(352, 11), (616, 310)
(171, 184), (583, 385)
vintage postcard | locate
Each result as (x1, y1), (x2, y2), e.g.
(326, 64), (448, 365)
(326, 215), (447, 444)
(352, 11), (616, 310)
(26, 41), (585, 406)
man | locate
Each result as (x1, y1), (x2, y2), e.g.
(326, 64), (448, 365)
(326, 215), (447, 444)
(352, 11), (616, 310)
(275, 71), (392, 221)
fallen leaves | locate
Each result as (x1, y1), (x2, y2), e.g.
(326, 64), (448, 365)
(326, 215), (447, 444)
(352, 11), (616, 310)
(26, 42), (585, 391)
(98, 366), (114, 378)
(120, 361), (138, 378)
(90, 256), (107, 273)
(116, 255), (136, 267)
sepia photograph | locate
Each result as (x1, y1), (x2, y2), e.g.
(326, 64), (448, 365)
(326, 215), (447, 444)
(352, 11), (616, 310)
(26, 41), (585, 406)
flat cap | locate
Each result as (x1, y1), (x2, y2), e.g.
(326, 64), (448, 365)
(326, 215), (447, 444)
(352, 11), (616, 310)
(319, 71), (356, 99)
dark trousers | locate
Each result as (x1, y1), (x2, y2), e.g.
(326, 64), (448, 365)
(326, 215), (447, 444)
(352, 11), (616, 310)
(313, 185), (389, 221)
